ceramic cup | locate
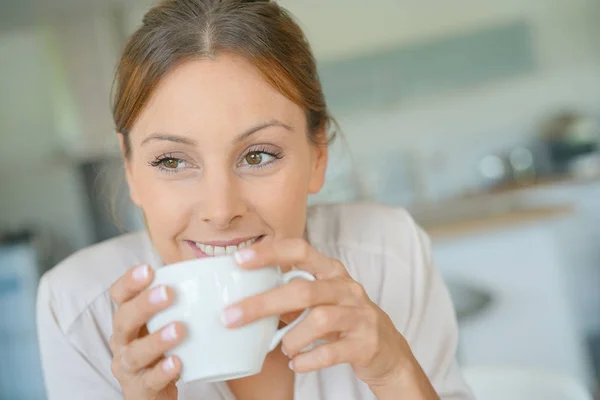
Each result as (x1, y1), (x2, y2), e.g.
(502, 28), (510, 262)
(146, 255), (315, 383)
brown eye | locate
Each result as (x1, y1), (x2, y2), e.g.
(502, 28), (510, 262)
(161, 158), (180, 169)
(245, 152), (263, 165)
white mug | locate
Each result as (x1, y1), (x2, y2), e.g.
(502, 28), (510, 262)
(146, 256), (315, 383)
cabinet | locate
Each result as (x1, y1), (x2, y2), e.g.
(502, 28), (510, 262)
(433, 216), (595, 389)
(516, 180), (600, 335)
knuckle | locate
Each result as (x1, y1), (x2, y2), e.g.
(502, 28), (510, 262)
(110, 359), (121, 379)
(359, 306), (379, 331)
(296, 240), (311, 260)
(363, 333), (380, 360)
(365, 306), (380, 326)
(112, 319), (124, 337)
(311, 307), (330, 330)
(112, 313), (127, 336)
(295, 280), (316, 306)
(318, 345), (337, 367)
(130, 296), (145, 315)
(331, 258), (346, 274)
(109, 335), (118, 352)
(119, 347), (136, 372)
(348, 280), (367, 299)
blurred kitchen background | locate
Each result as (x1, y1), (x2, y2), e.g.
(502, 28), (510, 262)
(1, 0), (600, 398)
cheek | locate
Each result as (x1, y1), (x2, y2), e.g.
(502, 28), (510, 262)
(244, 163), (312, 238)
(131, 172), (195, 256)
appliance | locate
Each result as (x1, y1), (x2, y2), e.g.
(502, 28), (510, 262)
(541, 112), (600, 175)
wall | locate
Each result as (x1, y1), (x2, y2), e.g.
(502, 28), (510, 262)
(279, 0), (600, 203)
(0, 27), (93, 261)
(281, 0), (600, 65)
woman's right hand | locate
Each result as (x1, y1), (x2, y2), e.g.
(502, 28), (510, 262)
(109, 264), (185, 400)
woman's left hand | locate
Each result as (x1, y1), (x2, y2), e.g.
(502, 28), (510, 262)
(221, 238), (415, 388)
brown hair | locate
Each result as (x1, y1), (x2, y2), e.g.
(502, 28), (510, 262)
(112, 0), (334, 158)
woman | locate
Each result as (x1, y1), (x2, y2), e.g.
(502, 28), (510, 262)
(36, 0), (473, 399)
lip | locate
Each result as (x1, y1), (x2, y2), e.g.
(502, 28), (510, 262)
(185, 235), (264, 259)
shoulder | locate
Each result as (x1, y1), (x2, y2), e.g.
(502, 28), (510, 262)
(38, 231), (160, 332)
(306, 202), (428, 262)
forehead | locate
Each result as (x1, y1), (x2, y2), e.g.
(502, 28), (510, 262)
(132, 53), (304, 138)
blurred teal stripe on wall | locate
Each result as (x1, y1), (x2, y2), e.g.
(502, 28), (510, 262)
(318, 20), (536, 113)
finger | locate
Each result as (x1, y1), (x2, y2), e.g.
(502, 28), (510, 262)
(235, 238), (348, 279)
(120, 322), (185, 374)
(279, 311), (302, 326)
(111, 285), (174, 346)
(281, 306), (357, 357)
(222, 278), (357, 328)
(110, 265), (154, 306)
(289, 339), (356, 373)
(140, 355), (182, 394)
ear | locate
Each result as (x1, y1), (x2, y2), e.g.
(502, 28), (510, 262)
(308, 129), (329, 195)
(118, 133), (142, 207)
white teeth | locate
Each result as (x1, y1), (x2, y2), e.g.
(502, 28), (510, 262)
(194, 237), (260, 256)
(226, 246), (237, 255)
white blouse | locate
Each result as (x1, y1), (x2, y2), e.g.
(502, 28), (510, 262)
(36, 203), (473, 399)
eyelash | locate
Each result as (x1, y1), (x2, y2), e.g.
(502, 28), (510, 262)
(242, 146), (284, 169)
(148, 146), (284, 174)
(148, 153), (185, 174)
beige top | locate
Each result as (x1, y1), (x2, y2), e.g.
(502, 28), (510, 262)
(36, 203), (473, 400)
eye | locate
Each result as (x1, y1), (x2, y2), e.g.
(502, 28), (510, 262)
(242, 151), (278, 167)
(160, 158), (186, 169)
(148, 155), (189, 173)
(245, 151), (268, 165)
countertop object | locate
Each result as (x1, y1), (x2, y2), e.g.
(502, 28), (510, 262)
(420, 204), (573, 239)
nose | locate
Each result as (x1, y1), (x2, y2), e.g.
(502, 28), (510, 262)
(198, 169), (247, 229)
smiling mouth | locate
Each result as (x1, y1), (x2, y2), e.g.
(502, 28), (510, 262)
(187, 236), (263, 257)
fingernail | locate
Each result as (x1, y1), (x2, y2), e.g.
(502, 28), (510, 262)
(149, 286), (168, 305)
(161, 323), (178, 342)
(234, 249), (256, 264)
(288, 360), (294, 371)
(221, 307), (243, 326)
(133, 265), (149, 281)
(282, 346), (289, 357)
(162, 356), (175, 372)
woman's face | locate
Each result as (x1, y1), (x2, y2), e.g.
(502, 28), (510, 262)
(121, 54), (328, 265)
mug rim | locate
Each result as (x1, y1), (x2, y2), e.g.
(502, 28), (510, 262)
(153, 256), (279, 280)
(154, 255), (238, 277)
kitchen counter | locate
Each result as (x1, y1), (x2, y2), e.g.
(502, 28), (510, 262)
(415, 204), (574, 240)
(465, 172), (600, 197)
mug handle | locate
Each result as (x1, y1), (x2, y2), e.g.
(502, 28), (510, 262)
(268, 269), (316, 351)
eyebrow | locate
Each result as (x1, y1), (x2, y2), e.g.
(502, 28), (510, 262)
(141, 119), (293, 147)
(141, 133), (197, 146)
(234, 119), (293, 142)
